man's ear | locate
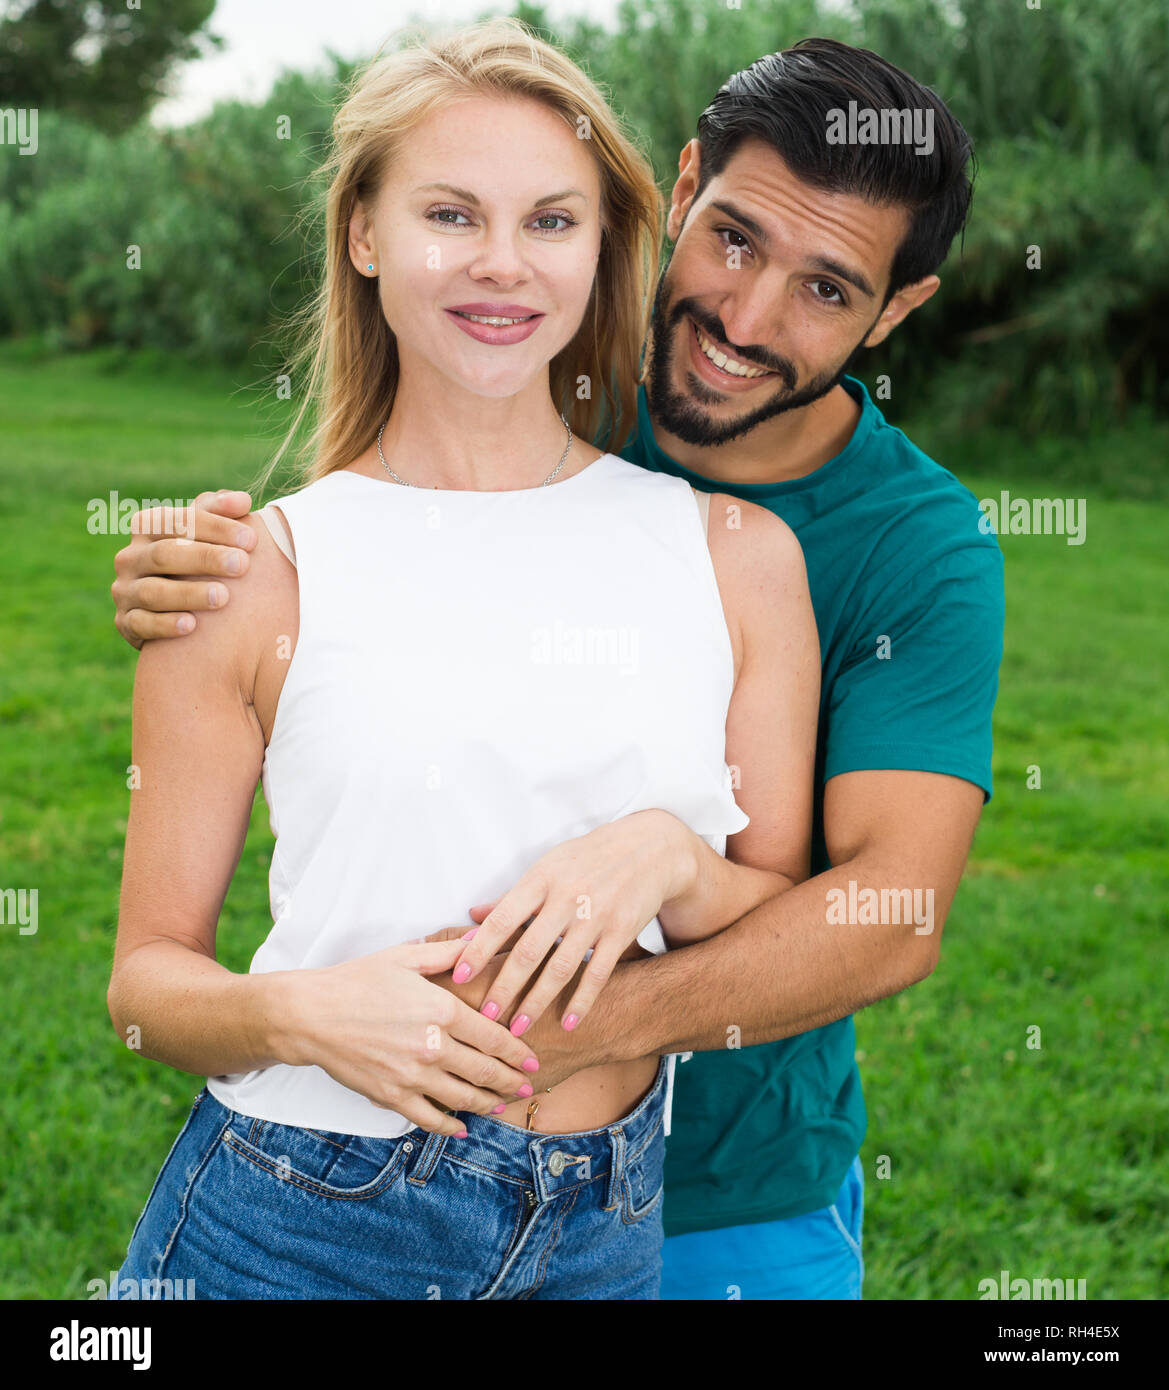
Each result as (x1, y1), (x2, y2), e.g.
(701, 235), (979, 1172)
(862, 275), (941, 348)
(666, 139), (702, 241)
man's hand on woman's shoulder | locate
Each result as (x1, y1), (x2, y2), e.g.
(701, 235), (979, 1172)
(111, 489), (258, 649)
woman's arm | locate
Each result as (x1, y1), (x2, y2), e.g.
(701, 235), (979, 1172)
(445, 496), (819, 1031)
(108, 548), (283, 1074)
(107, 516), (537, 1135)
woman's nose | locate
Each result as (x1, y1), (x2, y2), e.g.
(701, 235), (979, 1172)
(467, 231), (529, 287)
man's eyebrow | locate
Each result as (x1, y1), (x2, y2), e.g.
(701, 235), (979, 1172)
(415, 182), (589, 206)
(806, 255), (876, 301)
(710, 199), (770, 246)
(709, 199), (877, 300)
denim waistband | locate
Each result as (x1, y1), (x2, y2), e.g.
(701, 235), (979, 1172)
(193, 1053), (667, 1217)
(399, 1054), (669, 1206)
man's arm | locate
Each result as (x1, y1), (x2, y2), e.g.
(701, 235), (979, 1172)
(500, 769), (984, 1085)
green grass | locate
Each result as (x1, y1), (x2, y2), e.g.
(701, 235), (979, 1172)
(1, 345), (1165, 1299)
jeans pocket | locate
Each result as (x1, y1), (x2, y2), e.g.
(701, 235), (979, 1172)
(124, 1086), (209, 1254)
(621, 1118), (666, 1225)
(220, 1112), (414, 1199)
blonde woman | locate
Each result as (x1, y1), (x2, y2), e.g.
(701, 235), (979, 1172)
(109, 19), (818, 1300)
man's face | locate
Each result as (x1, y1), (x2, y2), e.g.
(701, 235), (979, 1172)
(646, 138), (912, 447)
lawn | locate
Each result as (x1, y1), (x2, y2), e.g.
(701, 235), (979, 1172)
(1, 345), (1165, 1299)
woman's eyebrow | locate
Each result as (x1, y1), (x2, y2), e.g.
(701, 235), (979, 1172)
(414, 182), (589, 206)
(415, 182), (481, 203)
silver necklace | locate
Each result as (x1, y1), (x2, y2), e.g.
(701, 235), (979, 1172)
(376, 413), (573, 489)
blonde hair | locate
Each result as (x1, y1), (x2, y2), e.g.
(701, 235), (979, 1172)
(255, 17), (662, 494)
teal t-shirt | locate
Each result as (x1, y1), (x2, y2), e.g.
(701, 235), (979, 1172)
(619, 375), (1005, 1237)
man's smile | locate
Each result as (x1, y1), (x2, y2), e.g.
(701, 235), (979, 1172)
(686, 316), (778, 393)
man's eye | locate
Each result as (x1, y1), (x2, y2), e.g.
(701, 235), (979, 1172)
(811, 281), (844, 304)
(717, 227), (751, 251)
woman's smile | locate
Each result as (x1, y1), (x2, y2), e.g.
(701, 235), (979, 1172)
(445, 302), (546, 345)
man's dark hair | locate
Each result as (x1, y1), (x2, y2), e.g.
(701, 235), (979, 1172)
(695, 37), (975, 299)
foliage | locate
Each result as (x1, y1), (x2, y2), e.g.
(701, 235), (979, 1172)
(0, 0), (220, 134)
(0, 0), (1164, 437)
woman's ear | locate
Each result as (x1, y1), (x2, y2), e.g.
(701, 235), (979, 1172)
(348, 200), (377, 276)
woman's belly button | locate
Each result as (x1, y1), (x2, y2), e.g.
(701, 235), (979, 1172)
(486, 1056), (659, 1134)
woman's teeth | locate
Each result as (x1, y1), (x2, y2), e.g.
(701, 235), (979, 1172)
(694, 323), (770, 378)
(456, 312), (534, 326)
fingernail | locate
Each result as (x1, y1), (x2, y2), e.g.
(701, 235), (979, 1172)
(225, 551), (242, 574)
(454, 1129), (469, 1138)
(481, 1000), (500, 1020)
(452, 963), (472, 984)
(176, 616), (194, 634)
(517, 1084), (533, 1098)
(510, 1014), (530, 1037)
(491, 1104), (506, 1114)
(235, 527), (253, 547)
(208, 583), (226, 607)
(461, 927), (478, 940)
(563, 1013), (579, 1031)
(522, 1056), (539, 1073)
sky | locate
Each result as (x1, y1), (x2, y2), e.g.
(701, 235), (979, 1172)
(151, 0), (622, 128)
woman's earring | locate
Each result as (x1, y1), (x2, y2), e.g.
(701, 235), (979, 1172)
(367, 263), (375, 272)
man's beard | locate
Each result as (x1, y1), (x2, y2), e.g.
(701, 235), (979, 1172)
(644, 269), (867, 449)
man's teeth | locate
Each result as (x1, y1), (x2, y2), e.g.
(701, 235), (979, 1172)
(458, 312), (532, 326)
(694, 323), (770, 378)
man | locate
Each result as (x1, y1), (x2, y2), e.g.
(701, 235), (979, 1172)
(110, 38), (1003, 1299)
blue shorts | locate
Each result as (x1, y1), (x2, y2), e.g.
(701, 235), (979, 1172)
(115, 1059), (668, 1300)
(660, 1154), (864, 1299)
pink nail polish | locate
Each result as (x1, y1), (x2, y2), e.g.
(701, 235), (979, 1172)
(563, 1013), (579, 1031)
(491, 1104), (506, 1114)
(461, 927), (478, 940)
(522, 1056), (539, 1073)
(517, 1084), (533, 1098)
(481, 1000), (500, 1020)
(510, 1014), (531, 1037)
(452, 962), (472, 984)
(454, 1129), (469, 1138)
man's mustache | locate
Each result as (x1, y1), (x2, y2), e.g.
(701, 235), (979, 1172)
(669, 297), (798, 391)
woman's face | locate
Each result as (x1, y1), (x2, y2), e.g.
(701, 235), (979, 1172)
(352, 94), (604, 402)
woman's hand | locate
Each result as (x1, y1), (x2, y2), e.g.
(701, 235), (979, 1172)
(283, 938), (542, 1137)
(443, 810), (697, 1037)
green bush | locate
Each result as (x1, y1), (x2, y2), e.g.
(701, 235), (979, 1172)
(0, 68), (337, 364)
(0, 0), (1164, 441)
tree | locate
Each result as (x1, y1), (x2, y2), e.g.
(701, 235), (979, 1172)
(0, 0), (222, 133)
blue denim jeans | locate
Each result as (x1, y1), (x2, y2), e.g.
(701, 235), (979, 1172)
(660, 1154), (865, 1299)
(115, 1058), (667, 1300)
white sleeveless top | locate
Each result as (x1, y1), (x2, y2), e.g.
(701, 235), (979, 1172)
(206, 453), (748, 1138)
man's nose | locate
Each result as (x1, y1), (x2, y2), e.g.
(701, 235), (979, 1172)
(715, 298), (781, 358)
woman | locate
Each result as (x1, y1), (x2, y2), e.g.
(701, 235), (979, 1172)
(109, 19), (819, 1300)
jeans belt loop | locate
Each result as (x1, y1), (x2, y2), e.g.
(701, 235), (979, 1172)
(603, 1125), (626, 1211)
(407, 1129), (447, 1187)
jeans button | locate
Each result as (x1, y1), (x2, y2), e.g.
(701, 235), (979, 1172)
(547, 1150), (566, 1177)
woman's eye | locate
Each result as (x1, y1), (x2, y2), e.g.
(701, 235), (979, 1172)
(532, 213), (576, 233)
(811, 280), (844, 305)
(427, 206), (473, 227)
